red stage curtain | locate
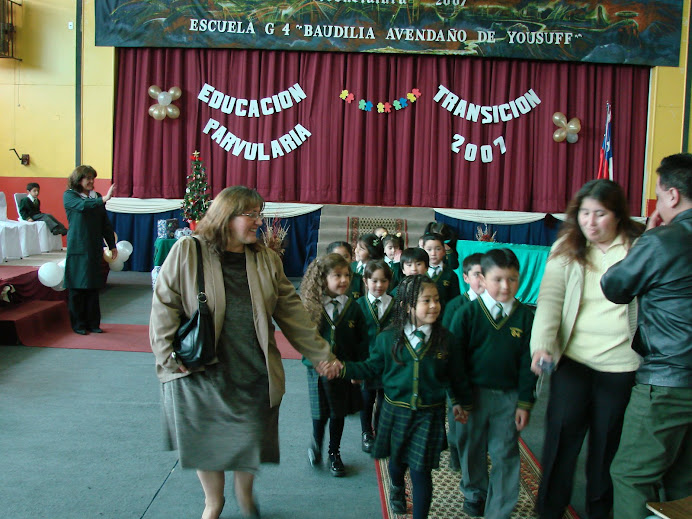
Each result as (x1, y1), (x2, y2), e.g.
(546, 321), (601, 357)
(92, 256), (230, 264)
(113, 48), (648, 213)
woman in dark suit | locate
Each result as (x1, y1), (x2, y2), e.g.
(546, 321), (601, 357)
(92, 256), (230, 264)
(63, 165), (116, 334)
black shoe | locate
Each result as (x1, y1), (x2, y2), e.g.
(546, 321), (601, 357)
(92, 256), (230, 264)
(307, 439), (321, 466)
(329, 451), (345, 477)
(389, 483), (406, 514)
(90, 328), (104, 333)
(462, 499), (485, 517)
(73, 329), (87, 335)
(361, 431), (374, 453)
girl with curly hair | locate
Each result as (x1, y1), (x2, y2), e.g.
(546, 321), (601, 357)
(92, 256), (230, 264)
(299, 253), (369, 477)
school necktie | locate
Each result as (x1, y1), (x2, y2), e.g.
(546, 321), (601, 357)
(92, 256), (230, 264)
(331, 299), (340, 321)
(33, 199), (39, 207)
(413, 329), (426, 350)
(357, 264), (364, 275)
(373, 298), (380, 318)
(494, 303), (504, 322)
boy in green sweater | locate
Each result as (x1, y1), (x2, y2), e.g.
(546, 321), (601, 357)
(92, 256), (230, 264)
(448, 248), (537, 518)
(422, 233), (460, 312)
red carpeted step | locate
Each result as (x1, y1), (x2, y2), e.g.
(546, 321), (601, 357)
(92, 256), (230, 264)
(1, 300), (302, 359)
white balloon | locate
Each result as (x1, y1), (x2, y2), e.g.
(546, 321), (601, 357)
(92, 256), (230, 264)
(117, 240), (134, 256)
(57, 259), (66, 269)
(38, 263), (63, 287)
(52, 280), (66, 292)
(157, 91), (173, 106)
(566, 132), (579, 144)
(110, 258), (125, 271)
(116, 243), (131, 262)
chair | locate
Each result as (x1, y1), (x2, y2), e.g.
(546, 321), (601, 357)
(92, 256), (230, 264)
(13, 192), (63, 252)
(0, 191), (41, 258)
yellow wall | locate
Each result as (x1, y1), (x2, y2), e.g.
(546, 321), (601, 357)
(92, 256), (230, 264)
(645, 0), (691, 208)
(0, 0), (115, 180)
(0, 1), (689, 213)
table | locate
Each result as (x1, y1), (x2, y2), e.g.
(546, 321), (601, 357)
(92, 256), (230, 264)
(153, 238), (177, 267)
(455, 240), (551, 305)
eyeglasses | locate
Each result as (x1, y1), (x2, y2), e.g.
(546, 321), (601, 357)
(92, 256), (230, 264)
(240, 211), (264, 220)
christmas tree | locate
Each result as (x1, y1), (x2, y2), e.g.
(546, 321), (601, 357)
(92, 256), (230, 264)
(182, 151), (210, 222)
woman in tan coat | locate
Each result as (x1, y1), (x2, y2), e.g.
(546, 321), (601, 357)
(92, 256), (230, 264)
(150, 186), (335, 519)
(530, 180), (644, 519)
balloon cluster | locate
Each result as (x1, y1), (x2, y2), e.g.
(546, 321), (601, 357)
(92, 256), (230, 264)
(38, 260), (67, 291)
(148, 85), (182, 120)
(103, 241), (134, 272)
(552, 112), (581, 144)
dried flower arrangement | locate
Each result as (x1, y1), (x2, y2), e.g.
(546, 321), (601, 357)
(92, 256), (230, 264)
(260, 217), (289, 257)
(476, 223), (497, 242)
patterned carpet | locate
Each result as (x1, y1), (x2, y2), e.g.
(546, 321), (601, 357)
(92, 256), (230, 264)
(347, 216), (410, 248)
(376, 438), (579, 519)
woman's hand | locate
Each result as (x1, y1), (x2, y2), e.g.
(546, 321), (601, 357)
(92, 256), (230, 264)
(316, 359), (343, 379)
(531, 350), (553, 375)
(170, 352), (189, 373)
(103, 184), (116, 203)
(515, 408), (530, 431)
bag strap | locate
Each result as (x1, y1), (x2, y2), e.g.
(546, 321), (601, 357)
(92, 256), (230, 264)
(193, 237), (207, 300)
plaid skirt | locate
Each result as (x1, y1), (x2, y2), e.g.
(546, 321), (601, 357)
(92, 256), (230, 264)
(307, 368), (363, 420)
(372, 400), (447, 472)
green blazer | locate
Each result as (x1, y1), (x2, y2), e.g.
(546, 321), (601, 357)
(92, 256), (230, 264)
(63, 190), (116, 289)
(343, 328), (472, 411)
(19, 196), (41, 220)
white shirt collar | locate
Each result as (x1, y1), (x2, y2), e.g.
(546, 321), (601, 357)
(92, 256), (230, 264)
(467, 288), (480, 301)
(428, 264), (443, 276)
(27, 194), (36, 202)
(79, 190), (98, 199)
(404, 322), (432, 349)
(480, 291), (514, 319)
(368, 292), (392, 317)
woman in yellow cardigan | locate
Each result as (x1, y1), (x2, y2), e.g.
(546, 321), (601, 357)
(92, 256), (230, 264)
(150, 186), (335, 519)
(530, 180), (644, 519)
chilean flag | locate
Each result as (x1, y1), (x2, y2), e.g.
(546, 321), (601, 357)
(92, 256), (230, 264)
(597, 103), (613, 180)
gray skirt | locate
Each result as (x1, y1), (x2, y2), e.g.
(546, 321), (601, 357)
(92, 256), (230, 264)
(161, 363), (279, 472)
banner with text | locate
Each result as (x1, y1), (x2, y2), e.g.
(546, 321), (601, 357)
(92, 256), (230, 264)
(96, 0), (682, 67)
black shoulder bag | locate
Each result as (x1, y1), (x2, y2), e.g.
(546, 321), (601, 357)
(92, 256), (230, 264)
(172, 238), (215, 369)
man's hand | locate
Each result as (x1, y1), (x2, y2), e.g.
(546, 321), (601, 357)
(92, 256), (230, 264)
(646, 208), (664, 230)
(316, 359), (343, 380)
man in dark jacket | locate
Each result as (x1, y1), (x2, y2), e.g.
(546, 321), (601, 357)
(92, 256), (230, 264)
(601, 153), (692, 519)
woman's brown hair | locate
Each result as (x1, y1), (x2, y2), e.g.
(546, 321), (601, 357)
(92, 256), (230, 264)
(195, 186), (265, 255)
(551, 179), (644, 267)
(300, 253), (352, 326)
(67, 165), (97, 192)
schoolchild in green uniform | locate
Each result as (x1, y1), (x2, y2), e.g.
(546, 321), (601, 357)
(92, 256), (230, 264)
(448, 249), (538, 519)
(441, 252), (485, 329)
(356, 260), (395, 454)
(323, 275), (472, 519)
(351, 233), (384, 277)
(441, 252), (484, 471)
(382, 233), (404, 291)
(390, 247), (429, 298)
(422, 233), (461, 311)
(300, 253), (369, 477)
(327, 241), (363, 299)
